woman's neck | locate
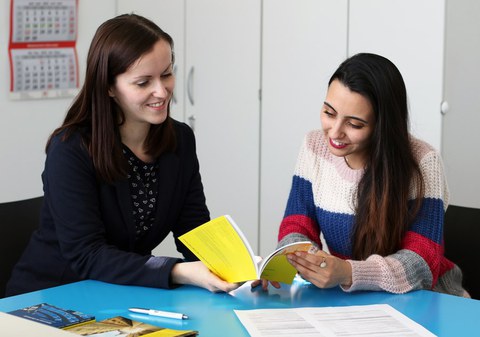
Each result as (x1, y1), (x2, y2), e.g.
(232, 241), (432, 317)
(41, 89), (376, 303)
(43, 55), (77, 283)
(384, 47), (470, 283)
(344, 154), (366, 170)
(120, 123), (154, 163)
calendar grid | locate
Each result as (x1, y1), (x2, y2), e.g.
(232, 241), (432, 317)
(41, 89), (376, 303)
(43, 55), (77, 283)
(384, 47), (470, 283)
(8, 0), (79, 100)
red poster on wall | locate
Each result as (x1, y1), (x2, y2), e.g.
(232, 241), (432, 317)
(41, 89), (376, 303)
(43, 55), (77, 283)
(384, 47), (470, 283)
(8, 0), (79, 100)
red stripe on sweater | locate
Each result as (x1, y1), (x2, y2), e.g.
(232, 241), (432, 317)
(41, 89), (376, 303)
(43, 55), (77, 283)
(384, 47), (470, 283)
(278, 215), (321, 247)
(402, 231), (454, 287)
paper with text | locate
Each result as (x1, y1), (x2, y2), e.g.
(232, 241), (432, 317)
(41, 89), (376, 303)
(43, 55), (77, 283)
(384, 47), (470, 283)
(234, 304), (436, 337)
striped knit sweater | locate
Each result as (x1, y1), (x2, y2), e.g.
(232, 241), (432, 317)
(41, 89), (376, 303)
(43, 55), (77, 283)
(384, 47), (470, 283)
(278, 130), (468, 297)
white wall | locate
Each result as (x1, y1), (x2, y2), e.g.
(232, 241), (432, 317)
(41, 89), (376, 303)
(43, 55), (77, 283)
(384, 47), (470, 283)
(0, 0), (116, 203)
(348, 0), (445, 152)
(1, 0), (478, 212)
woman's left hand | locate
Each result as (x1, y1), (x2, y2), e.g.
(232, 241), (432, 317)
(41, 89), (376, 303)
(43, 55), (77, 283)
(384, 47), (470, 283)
(287, 250), (352, 288)
(171, 261), (242, 293)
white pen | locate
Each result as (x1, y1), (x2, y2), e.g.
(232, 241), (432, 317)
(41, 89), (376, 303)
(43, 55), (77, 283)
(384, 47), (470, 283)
(128, 307), (189, 320)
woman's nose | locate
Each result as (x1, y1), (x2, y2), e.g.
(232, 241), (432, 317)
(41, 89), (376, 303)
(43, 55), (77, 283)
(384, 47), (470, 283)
(329, 119), (345, 138)
(152, 80), (168, 97)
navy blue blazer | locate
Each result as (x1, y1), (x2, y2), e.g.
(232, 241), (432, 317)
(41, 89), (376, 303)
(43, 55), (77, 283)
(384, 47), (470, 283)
(6, 120), (209, 296)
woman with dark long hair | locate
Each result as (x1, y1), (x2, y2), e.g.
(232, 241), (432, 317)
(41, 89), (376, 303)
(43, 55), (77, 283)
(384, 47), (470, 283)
(270, 53), (467, 296)
(7, 14), (239, 296)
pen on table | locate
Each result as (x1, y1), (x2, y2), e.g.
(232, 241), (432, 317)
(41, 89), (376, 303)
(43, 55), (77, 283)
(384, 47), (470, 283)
(128, 307), (189, 320)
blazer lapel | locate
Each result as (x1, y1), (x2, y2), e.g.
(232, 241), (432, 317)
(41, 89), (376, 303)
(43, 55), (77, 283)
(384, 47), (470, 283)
(114, 179), (136, 249)
(151, 151), (179, 235)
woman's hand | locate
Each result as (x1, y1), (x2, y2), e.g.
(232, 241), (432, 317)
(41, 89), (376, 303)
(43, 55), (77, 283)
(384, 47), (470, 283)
(287, 250), (352, 289)
(250, 279), (281, 291)
(171, 261), (242, 293)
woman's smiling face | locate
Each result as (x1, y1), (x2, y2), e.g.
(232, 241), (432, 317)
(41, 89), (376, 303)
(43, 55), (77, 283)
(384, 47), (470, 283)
(109, 39), (175, 129)
(321, 79), (375, 169)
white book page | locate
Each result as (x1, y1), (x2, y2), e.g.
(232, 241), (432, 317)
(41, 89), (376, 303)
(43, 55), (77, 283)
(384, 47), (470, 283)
(224, 214), (258, 274)
(234, 304), (436, 337)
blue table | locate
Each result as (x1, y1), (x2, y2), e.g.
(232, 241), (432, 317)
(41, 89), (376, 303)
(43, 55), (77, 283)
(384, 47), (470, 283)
(0, 278), (478, 336)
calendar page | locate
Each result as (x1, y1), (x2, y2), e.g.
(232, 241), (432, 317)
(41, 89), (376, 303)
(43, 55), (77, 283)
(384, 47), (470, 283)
(8, 0), (79, 100)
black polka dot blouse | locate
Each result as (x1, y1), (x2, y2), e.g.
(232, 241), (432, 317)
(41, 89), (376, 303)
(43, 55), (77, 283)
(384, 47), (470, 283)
(123, 145), (159, 240)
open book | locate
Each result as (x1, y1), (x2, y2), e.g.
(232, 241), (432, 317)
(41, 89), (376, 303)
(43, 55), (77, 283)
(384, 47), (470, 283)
(179, 215), (313, 284)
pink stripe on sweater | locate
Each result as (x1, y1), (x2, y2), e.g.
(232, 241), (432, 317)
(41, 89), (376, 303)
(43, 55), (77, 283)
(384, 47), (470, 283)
(402, 231), (453, 286)
(278, 214), (321, 247)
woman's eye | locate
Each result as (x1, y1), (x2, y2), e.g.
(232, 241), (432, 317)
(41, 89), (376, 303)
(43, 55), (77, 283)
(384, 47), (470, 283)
(347, 121), (364, 129)
(137, 81), (149, 87)
(161, 73), (173, 78)
(323, 110), (335, 117)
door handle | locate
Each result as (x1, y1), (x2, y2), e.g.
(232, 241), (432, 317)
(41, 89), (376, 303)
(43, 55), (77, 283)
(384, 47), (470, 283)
(188, 114), (196, 132)
(171, 65), (178, 104)
(187, 66), (195, 106)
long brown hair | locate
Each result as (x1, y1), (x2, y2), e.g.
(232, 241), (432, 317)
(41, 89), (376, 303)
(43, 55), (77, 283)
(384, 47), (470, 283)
(329, 53), (424, 259)
(46, 14), (176, 183)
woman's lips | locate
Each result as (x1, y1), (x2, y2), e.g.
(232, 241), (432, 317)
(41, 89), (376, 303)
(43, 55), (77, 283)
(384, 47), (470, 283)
(330, 138), (347, 149)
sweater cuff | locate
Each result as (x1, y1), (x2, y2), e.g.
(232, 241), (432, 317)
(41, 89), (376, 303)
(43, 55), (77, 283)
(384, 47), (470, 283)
(340, 256), (416, 294)
(146, 256), (183, 289)
(340, 258), (385, 293)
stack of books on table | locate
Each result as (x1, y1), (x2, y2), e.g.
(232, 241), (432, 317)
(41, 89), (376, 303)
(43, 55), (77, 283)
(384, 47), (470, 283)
(4, 303), (197, 337)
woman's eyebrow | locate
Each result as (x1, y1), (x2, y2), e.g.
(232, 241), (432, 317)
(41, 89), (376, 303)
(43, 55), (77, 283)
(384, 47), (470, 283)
(162, 62), (174, 73)
(323, 101), (369, 124)
(348, 116), (369, 124)
(323, 101), (337, 113)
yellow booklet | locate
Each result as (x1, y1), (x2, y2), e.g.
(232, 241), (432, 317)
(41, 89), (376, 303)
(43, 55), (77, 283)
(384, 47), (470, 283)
(179, 215), (313, 284)
(66, 316), (197, 336)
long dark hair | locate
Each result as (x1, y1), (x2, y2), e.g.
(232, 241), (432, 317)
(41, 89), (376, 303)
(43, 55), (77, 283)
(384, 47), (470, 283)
(329, 53), (424, 259)
(47, 14), (176, 183)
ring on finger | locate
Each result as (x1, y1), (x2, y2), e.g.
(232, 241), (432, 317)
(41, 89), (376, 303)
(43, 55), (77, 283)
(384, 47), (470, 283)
(319, 257), (327, 268)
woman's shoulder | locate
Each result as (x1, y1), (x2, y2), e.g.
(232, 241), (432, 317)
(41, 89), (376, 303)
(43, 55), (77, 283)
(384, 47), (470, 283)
(172, 118), (193, 135)
(409, 135), (448, 204)
(171, 118), (195, 144)
(48, 128), (83, 148)
(169, 119), (197, 156)
(409, 136), (441, 162)
(303, 129), (330, 156)
(47, 128), (90, 162)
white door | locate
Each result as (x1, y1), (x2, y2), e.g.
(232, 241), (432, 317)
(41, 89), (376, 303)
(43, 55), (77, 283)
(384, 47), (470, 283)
(185, 0), (261, 250)
(442, 0), (480, 208)
(348, 0), (445, 151)
(260, 0), (348, 256)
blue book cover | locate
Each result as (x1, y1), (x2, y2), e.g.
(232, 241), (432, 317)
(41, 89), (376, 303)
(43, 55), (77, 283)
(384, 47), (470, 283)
(8, 302), (95, 329)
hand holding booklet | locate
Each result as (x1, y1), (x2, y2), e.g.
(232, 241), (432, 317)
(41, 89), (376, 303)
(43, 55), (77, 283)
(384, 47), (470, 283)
(179, 215), (313, 284)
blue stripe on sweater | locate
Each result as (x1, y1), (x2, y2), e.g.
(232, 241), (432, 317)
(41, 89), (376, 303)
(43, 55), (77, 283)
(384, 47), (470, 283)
(316, 207), (354, 257)
(409, 197), (445, 244)
(283, 176), (445, 257)
(284, 175), (354, 257)
(284, 175), (317, 219)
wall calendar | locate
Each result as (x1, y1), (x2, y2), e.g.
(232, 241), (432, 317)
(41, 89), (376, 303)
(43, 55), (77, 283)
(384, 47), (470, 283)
(8, 0), (79, 100)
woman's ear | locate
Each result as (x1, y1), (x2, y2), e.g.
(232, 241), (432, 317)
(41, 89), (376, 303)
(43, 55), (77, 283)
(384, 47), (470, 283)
(108, 88), (115, 98)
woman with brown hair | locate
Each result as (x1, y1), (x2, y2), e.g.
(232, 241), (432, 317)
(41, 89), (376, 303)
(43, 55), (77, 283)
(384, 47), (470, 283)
(7, 14), (239, 296)
(269, 53), (467, 296)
